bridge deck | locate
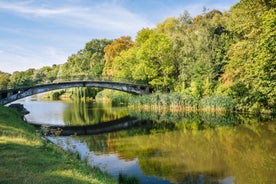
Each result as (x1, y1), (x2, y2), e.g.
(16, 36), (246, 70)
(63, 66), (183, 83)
(0, 80), (152, 105)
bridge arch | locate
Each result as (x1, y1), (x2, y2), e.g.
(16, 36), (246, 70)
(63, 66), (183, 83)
(0, 81), (152, 105)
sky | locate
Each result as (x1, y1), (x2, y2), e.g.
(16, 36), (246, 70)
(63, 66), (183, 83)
(0, 0), (240, 74)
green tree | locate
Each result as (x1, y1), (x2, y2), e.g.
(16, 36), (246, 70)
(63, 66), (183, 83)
(248, 8), (276, 112)
(8, 69), (35, 88)
(156, 17), (179, 36)
(174, 10), (230, 96)
(0, 71), (11, 89)
(33, 65), (59, 84)
(113, 47), (138, 81)
(58, 39), (112, 79)
(85, 39), (112, 77)
(221, 0), (276, 112)
(134, 32), (175, 91)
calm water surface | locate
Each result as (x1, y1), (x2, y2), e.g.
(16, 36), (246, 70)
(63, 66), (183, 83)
(18, 97), (276, 184)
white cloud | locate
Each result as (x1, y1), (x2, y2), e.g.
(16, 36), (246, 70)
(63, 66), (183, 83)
(0, 0), (153, 34)
(0, 1), (72, 17)
(0, 45), (68, 73)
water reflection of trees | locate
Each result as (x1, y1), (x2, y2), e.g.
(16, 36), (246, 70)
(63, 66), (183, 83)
(117, 121), (274, 183)
(77, 112), (275, 183)
(130, 110), (274, 130)
(62, 101), (129, 126)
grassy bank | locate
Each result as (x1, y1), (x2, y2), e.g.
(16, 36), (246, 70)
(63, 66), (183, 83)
(0, 106), (116, 184)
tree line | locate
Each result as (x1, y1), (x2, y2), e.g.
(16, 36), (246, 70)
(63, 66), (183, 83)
(0, 0), (275, 113)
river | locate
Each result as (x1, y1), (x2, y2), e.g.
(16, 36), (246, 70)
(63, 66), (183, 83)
(17, 96), (276, 184)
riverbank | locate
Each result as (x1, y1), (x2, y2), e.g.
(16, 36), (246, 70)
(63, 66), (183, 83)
(0, 106), (116, 184)
(128, 93), (276, 114)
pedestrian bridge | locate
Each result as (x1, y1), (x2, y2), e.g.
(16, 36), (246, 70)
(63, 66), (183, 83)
(0, 81), (152, 105)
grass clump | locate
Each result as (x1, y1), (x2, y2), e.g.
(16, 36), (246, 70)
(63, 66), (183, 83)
(0, 105), (116, 184)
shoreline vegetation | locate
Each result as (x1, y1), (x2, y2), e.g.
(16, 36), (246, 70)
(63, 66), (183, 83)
(128, 93), (235, 113)
(44, 89), (275, 114)
(0, 105), (116, 184)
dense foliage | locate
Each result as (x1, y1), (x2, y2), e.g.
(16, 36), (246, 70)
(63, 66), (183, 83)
(1, 0), (275, 113)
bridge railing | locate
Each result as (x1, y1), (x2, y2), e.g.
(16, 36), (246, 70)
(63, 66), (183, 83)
(52, 75), (149, 86)
(0, 75), (149, 91)
(53, 75), (133, 83)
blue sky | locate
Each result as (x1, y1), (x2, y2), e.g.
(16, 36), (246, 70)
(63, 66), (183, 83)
(0, 0), (239, 74)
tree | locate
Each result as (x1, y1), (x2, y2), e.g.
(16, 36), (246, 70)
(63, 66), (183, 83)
(156, 17), (179, 36)
(0, 71), (11, 89)
(221, 0), (276, 112)
(174, 10), (229, 96)
(85, 39), (112, 77)
(134, 32), (175, 91)
(103, 36), (134, 77)
(58, 39), (112, 79)
(248, 8), (276, 112)
(33, 65), (59, 84)
(8, 69), (35, 88)
(113, 47), (138, 81)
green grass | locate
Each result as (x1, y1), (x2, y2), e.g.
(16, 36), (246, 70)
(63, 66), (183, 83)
(0, 106), (116, 184)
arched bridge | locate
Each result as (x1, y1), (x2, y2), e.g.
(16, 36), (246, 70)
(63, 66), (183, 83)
(0, 81), (153, 105)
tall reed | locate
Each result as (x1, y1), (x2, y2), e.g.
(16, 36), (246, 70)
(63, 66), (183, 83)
(128, 93), (234, 112)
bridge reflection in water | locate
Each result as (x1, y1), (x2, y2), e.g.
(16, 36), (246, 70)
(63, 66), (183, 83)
(32, 116), (150, 136)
